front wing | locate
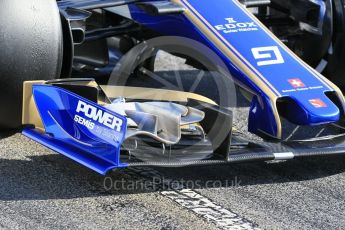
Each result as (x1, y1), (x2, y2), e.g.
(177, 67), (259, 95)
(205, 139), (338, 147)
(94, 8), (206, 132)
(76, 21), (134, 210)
(22, 79), (345, 175)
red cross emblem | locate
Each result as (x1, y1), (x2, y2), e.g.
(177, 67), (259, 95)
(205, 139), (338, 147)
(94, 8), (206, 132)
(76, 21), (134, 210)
(288, 78), (305, 88)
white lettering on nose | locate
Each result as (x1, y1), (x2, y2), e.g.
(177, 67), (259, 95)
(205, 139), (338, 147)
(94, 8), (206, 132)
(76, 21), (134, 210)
(236, 23), (247, 28)
(247, 22), (257, 27)
(225, 17), (236, 23)
(251, 46), (285, 66)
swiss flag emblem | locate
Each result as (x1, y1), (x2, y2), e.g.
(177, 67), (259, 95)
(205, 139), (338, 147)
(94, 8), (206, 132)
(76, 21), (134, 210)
(288, 78), (305, 88)
(309, 99), (327, 108)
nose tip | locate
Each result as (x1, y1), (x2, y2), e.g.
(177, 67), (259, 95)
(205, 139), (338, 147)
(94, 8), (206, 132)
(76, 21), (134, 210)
(278, 94), (340, 125)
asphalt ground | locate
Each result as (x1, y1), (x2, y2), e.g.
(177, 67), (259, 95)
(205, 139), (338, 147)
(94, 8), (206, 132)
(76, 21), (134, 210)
(2, 132), (345, 229)
(0, 52), (345, 229)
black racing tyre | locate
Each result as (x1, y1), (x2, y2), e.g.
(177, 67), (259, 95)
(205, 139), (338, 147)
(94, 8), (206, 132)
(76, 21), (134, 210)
(324, 0), (345, 89)
(0, 0), (63, 129)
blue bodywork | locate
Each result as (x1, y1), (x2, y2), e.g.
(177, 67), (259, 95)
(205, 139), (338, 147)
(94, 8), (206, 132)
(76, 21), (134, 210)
(23, 85), (128, 174)
(125, 0), (345, 138)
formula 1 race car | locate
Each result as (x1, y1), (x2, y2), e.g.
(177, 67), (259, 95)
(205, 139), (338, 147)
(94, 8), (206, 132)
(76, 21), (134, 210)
(2, 0), (345, 175)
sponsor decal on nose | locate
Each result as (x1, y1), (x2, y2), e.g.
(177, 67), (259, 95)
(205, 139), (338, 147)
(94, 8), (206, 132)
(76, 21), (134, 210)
(309, 98), (327, 108)
(288, 78), (305, 88)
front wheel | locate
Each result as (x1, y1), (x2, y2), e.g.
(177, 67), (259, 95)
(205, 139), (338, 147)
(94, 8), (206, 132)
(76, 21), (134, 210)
(0, 0), (63, 129)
